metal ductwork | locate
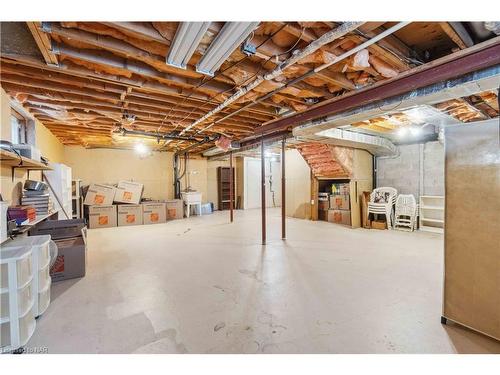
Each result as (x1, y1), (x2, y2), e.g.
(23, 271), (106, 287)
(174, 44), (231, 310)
(295, 129), (399, 157)
(292, 64), (500, 142)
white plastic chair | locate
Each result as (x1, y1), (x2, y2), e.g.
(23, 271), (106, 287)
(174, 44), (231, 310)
(394, 194), (418, 232)
(367, 187), (398, 229)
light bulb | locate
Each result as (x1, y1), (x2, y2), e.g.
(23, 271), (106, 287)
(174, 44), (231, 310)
(134, 143), (148, 155)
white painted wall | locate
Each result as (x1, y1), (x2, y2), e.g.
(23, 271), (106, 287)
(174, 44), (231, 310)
(243, 157), (281, 209)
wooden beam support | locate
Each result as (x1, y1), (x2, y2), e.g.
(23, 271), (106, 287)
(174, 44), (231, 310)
(26, 22), (58, 65)
(440, 22), (474, 50)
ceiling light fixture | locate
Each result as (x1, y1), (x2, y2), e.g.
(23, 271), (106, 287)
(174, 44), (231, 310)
(196, 22), (259, 76)
(134, 143), (149, 156)
(166, 22), (211, 69)
(409, 126), (422, 136)
(397, 127), (409, 137)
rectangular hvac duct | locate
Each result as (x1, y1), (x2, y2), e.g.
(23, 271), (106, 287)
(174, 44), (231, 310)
(166, 22), (211, 69)
(196, 22), (259, 76)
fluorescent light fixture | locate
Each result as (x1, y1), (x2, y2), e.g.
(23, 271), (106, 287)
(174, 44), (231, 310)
(167, 22), (211, 69)
(196, 22), (259, 76)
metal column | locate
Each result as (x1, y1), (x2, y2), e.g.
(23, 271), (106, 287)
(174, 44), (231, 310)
(261, 137), (266, 245)
(281, 138), (286, 239)
(229, 151), (234, 223)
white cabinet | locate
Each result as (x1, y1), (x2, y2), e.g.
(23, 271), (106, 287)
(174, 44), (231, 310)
(44, 163), (72, 219)
(419, 195), (444, 233)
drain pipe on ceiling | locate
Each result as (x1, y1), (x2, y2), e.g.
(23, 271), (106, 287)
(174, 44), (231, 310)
(178, 21), (366, 136)
(198, 21), (411, 136)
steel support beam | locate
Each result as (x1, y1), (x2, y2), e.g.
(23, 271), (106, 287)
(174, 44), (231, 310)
(261, 137), (266, 245)
(229, 151), (234, 223)
(255, 37), (500, 136)
(281, 137), (286, 240)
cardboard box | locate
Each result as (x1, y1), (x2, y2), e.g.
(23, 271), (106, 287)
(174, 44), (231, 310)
(371, 220), (387, 230)
(165, 199), (184, 220)
(318, 199), (329, 211)
(50, 236), (86, 282)
(329, 194), (350, 210)
(328, 209), (351, 226)
(117, 204), (143, 226)
(84, 184), (116, 206)
(114, 181), (144, 204)
(331, 183), (350, 195)
(88, 205), (117, 229)
(29, 219), (85, 239)
(142, 202), (167, 224)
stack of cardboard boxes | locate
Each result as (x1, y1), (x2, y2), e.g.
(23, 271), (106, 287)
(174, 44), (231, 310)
(84, 181), (184, 229)
(320, 182), (352, 227)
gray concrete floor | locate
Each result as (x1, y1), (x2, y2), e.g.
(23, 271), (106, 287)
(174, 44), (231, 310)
(28, 208), (500, 353)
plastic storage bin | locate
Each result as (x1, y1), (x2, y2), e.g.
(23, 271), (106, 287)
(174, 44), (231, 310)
(0, 282), (34, 320)
(0, 248), (32, 290)
(2, 235), (53, 317)
(0, 247), (36, 352)
(1, 305), (35, 350)
(38, 265), (51, 291)
(38, 281), (51, 316)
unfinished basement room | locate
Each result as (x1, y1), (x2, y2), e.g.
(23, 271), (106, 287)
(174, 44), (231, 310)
(1, 3), (500, 371)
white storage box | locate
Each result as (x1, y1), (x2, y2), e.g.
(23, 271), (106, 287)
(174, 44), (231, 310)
(0, 246), (36, 352)
(2, 235), (51, 271)
(38, 265), (51, 291)
(38, 281), (51, 316)
(2, 235), (53, 317)
(0, 248), (32, 290)
(0, 305), (35, 350)
(0, 282), (34, 320)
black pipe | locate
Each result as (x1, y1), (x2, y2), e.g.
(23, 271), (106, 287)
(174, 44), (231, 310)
(115, 128), (198, 142)
(174, 134), (220, 156)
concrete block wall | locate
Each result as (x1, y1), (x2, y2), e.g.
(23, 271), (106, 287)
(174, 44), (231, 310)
(423, 141), (445, 196)
(376, 141), (444, 199)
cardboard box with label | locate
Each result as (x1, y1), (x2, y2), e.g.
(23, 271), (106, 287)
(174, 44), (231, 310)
(328, 209), (351, 226)
(84, 184), (116, 206)
(117, 204), (143, 226)
(89, 205), (117, 229)
(142, 202), (167, 224)
(329, 194), (350, 210)
(166, 199), (184, 220)
(114, 181), (144, 204)
(50, 236), (86, 281)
